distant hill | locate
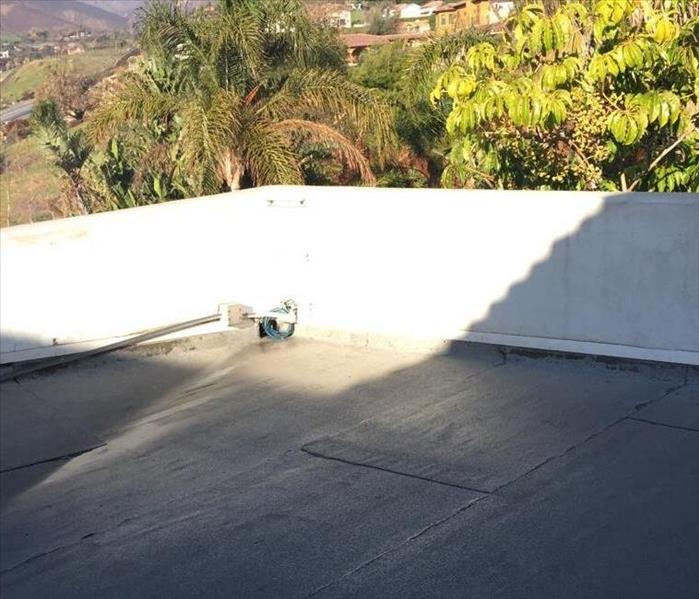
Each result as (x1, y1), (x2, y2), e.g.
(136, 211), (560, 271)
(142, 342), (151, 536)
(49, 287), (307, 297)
(83, 0), (214, 18)
(0, 0), (128, 33)
(82, 0), (216, 19)
(83, 1), (146, 18)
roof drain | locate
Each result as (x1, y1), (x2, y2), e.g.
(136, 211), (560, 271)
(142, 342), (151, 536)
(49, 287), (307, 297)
(247, 299), (297, 341)
(0, 313), (221, 383)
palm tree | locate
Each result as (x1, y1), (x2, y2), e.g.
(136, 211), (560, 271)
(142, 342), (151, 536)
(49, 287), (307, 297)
(87, 0), (396, 196)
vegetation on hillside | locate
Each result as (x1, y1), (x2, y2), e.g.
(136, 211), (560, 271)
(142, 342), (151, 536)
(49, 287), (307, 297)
(1, 48), (127, 226)
(5, 0), (697, 226)
(35, 66), (97, 121)
(0, 47), (124, 106)
(31, 100), (92, 214)
(0, 134), (64, 226)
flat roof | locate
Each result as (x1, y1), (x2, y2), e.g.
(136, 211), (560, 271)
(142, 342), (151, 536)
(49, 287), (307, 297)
(1, 335), (698, 598)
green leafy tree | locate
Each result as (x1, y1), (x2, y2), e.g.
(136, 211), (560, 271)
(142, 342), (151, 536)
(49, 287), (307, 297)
(86, 0), (396, 199)
(350, 42), (406, 92)
(431, 0), (699, 191)
(351, 30), (492, 186)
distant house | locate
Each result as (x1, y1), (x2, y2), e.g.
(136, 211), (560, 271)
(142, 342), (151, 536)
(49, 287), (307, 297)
(489, 1), (515, 23)
(305, 2), (352, 28)
(341, 31), (428, 64)
(341, 33), (387, 64)
(65, 43), (85, 55)
(63, 31), (88, 41)
(330, 7), (352, 28)
(396, 1), (445, 33)
(397, 16), (431, 33)
(0, 51), (10, 72)
(398, 3), (423, 19)
(421, 0), (445, 14)
(434, 0), (494, 34)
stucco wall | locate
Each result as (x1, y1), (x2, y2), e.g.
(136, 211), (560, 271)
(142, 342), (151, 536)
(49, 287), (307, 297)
(1, 187), (697, 364)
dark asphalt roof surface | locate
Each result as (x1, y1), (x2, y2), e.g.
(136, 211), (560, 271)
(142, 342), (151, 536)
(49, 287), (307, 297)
(1, 337), (697, 598)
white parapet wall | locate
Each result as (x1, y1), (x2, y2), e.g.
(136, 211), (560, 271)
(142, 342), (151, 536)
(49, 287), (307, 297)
(1, 187), (697, 365)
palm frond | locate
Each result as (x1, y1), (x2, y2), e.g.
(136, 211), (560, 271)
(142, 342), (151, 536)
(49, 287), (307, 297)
(86, 67), (179, 144)
(138, 0), (219, 93)
(259, 0), (321, 67)
(179, 90), (243, 194)
(198, 1), (265, 92)
(138, 0), (189, 59)
(239, 117), (303, 186)
(403, 30), (493, 97)
(272, 119), (375, 185)
(264, 68), (398, 163)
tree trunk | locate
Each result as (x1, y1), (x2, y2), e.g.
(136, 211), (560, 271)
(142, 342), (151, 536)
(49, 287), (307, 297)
(220, 149), (243, 191)
(229, 166), (242, 191)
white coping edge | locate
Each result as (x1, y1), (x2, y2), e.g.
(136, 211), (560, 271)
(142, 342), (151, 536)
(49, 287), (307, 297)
(295, 325), (699, 366)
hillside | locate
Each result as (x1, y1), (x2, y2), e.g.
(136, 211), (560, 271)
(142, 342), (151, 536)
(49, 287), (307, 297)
(83, 1), (146, 18)
(1, 46), (126, 104)
(0, 0), (128, 33)
(83, 0), (213, 18)
(0, 134), (65, 226)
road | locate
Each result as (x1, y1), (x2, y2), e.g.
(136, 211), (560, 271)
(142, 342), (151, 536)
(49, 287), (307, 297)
(0, 99), (34, 124)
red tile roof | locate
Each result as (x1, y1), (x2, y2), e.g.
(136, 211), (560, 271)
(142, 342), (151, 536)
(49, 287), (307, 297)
(340, 31), (428, 48)
(434, 1), (469, 12)
(339, 33), (389, 48)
